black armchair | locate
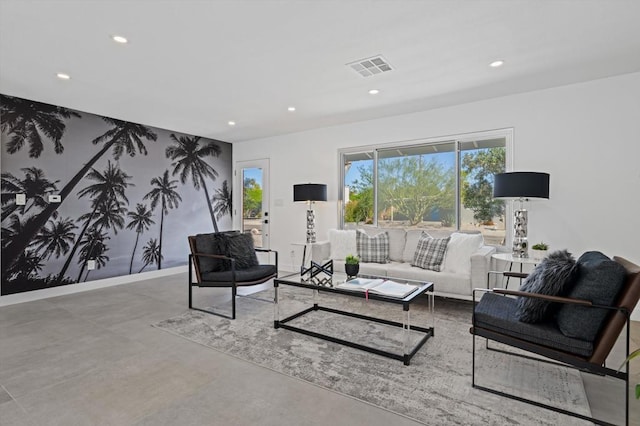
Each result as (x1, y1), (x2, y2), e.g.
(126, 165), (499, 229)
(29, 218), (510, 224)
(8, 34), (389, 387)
(471, 256), (640, 426)
(188, 231), (278, 319)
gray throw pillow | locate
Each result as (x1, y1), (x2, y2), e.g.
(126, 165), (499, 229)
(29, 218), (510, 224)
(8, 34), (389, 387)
(556, 251), (627, 342)
(411, 233), (450, 272)
(515, 250), (578, 323)
(222, 232), (259, 270)
(356, 229), (389, 263)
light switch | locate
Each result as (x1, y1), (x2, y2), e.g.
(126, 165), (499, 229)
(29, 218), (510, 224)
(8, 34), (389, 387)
(48, 194), (61, 203)
(16, 193), (26, 205)
(87, 260), (96, 270)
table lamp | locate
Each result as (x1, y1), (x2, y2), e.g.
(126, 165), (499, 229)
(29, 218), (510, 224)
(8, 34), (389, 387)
(493, 172), (550, 258)
(293, 183), (327, 243)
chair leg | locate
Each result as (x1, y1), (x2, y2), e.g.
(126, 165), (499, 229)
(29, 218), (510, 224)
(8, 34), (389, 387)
(232, 285), (237, 320)
(188, 263), (193, 309)
(472, 333), (476, 387)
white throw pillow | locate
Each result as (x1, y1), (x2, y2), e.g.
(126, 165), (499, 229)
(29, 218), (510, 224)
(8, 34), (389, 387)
(442, 232), (484, 274)
(329, 229), (357, 260)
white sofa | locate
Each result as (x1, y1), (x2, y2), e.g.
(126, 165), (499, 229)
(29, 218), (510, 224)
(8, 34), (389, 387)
(311, 227), (496, 300)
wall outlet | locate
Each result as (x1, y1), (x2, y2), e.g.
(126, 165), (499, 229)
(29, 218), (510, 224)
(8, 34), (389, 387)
(48, 194), (61, 203)
(16, 193), (26, 205)
(87, 260), (96, 270)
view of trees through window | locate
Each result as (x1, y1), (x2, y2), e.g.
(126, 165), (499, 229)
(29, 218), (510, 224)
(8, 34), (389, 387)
(342, 136), (507, 245)
(242, 168), (263, 246)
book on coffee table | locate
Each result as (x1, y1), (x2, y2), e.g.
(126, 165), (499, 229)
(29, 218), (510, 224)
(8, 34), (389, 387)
(337, 278), (419, 298)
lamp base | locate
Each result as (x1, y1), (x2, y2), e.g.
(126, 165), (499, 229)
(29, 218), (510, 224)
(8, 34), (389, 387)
(306, 209), (316, 243)
(512, 209), (528, 258)
(512, 237), (528, 258)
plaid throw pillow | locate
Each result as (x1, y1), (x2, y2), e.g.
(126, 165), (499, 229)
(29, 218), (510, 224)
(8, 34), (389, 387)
(411, 232), (450, 271)
(356, 229), (389, 263)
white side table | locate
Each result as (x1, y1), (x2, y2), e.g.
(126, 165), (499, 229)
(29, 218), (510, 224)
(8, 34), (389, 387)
(491, 253), (539, 289)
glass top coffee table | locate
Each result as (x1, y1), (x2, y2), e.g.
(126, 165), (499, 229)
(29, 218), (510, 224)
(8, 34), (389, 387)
(274, 271), (434, 365)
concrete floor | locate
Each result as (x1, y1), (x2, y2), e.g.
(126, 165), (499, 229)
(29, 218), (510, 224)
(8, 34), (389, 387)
(0, 273), (637, 425)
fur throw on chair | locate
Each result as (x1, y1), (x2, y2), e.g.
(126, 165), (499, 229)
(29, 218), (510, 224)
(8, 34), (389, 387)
(516, 249), (578, 323)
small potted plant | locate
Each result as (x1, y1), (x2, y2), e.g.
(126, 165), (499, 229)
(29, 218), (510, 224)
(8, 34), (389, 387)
(531, 242), (549, 261)
(345, 254), (360, 277)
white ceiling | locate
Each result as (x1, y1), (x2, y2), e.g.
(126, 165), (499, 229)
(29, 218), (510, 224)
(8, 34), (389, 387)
(1, 0), (640, 143)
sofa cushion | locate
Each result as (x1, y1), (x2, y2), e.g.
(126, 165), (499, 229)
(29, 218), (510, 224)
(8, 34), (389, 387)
(475, 292), (593, 357)
(356, 229), (389, 263)
(411, 233), (450, 272)
(556, 251), (627, 342)
(515, 249), (578, 323)
(442, 232), (484, 274)
(222, 232), (259, 270)
(328, 229), (357, 260)
(387, 262), (470, 296)
(357, 261), (390, 277)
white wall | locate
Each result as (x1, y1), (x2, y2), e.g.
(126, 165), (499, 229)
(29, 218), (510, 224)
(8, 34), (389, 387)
(234, 72), (640, 271)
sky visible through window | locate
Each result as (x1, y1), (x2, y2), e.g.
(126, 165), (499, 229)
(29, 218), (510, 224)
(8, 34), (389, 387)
(243, 168), (262, 185)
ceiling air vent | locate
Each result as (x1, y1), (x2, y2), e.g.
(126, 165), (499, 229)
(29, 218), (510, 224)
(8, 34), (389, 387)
(347, 55), (393, 77)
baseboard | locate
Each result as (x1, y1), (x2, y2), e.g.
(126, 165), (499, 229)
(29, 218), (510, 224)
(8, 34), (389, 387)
(0, 266), (188, 307)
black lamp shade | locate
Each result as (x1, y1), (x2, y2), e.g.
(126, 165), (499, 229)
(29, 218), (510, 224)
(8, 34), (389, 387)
(294, 183), (327, 202)
(493, 172), (550, 199)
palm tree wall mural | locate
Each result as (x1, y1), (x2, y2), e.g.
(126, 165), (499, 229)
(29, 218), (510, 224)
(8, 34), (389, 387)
(143, 170), (181, 270)
(139, 238), (162, 273)
(212, 179), (232, 220)
(165, 134), (222, 232)
(126, 203), (155, 274)
(0, 94), (233, 296)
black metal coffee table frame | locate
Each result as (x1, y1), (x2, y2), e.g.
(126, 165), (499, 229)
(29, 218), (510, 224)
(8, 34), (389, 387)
(273, 273), (434, 365)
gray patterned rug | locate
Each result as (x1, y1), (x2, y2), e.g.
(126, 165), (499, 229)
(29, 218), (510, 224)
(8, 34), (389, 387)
(154, 287), (591, 425)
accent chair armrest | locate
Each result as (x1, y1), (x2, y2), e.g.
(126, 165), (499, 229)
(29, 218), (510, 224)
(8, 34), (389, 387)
(255, 248), (278, 269)
(192, 252), (233, 261)
(492, 288), (593, 306)
(502, 271), (529, 279)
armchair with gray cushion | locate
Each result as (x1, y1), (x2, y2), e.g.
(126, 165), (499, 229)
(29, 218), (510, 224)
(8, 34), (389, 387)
(188, 231), (278, 319)
(471, 252), (640, 426)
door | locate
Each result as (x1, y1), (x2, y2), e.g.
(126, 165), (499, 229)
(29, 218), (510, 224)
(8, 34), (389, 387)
(236, 159), (270, 248)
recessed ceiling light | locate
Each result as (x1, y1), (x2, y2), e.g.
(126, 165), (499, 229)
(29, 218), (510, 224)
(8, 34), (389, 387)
(490, 60), (504, 68)
(368, 89), (379, 95)
(56, 73), (71, 80)
(228, 121), (236, 126)
(112, 35), (128, 44)
(287, 106), (296, 112)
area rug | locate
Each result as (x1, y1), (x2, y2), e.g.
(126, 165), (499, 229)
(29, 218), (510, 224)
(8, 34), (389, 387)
(154, 287), (592, 425)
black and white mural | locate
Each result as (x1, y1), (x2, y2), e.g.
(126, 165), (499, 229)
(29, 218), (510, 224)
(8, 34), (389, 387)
(1, 94), (233, 295)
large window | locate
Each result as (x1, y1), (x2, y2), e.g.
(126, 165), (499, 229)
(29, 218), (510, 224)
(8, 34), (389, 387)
(341, 130), (510, 246)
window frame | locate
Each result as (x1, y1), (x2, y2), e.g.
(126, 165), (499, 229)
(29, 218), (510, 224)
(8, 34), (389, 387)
(338, 128), (514, 245)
